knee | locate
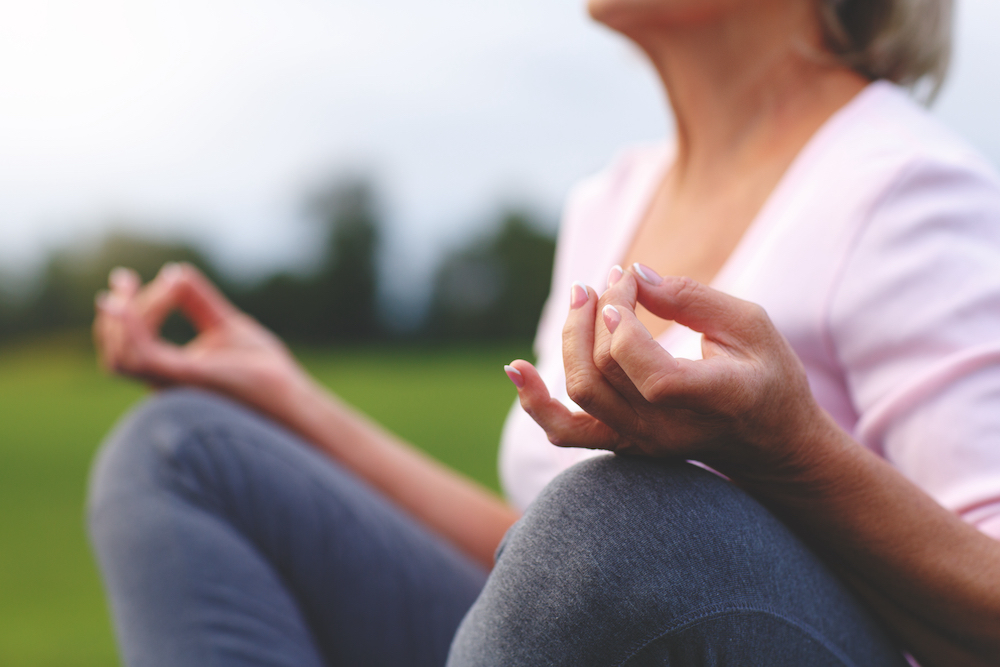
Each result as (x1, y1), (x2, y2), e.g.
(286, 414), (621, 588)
(452, 458), (902, 667)
(452, 458), (755, 665)
(486, 456), (796, 627)
(513, 455), (745, 552)
(86, 388), (246, 528)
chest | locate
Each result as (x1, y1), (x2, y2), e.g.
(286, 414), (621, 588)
(618, 171), (778, 338)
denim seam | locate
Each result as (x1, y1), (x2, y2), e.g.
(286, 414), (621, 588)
(615, 603), (862, 667)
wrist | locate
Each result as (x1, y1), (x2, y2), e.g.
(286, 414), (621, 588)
(281, 370), (328, 421)
(254, 364), (326, 435)
(723, 402), (855, 493)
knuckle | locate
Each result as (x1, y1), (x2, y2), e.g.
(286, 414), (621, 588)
(744, 302), (769, 328)
(664, 275), (702, 311)
(639, 371), (673, 404)
(518, 394), (537, 418)
(608, 333), (628, 365)
(741, 303), (774, 340)
(565, 371), (595, 407)
(671, 275), (700, 301)
(177, 264), (200, 286)
(747, 302), (768, 321)
(593, 343), (616, 373)
(119, 346), (146, 373)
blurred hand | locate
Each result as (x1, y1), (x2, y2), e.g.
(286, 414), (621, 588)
(507, 265), (829, 478)
(94, 263), (315, 422)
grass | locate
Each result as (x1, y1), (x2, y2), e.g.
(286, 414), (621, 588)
(0, 333), (530, 666)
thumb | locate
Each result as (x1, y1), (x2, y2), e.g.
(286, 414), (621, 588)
(135, 263), (237, 333)
(629, 264), (770, 349)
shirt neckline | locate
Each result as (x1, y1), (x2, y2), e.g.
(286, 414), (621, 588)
(603, 80), (890, 347)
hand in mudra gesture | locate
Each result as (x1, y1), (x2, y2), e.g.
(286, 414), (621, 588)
(508, 264), (834, 479)
(94, 263), (315, 423)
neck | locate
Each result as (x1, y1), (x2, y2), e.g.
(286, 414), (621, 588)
(623, 2), (867, 188)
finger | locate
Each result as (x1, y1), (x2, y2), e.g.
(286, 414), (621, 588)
(102, 295), (194, 385)
(108, 267), (141, 298)
(95, 289), (134, 372)
(562, 281), (635, 423)
(593, 270), (647, 401)
(97, 268), (181, 372)
(505, 360), (619, 450)
(95, 282), (187, 379)
(129, 263), (184, 331)
(134, 262), (236, 332)
(629, 264), (769, 349)
(605, 306), (718, 408)
(92, 305), (117, 373)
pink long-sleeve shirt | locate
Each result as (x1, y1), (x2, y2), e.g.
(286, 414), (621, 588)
(498, 81), (1000, 542)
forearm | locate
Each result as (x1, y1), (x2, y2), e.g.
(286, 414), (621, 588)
(275, 376), (520, 570)
(832, 564), (996, 667)
(731, 414), (1000, 665)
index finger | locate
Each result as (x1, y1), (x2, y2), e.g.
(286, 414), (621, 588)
(134, 263), (237, 332)
(605, 305), (720, 409)
(506, 360), (620, 450)
(593, 269), (650, 404)
(561, 281), (635, 423)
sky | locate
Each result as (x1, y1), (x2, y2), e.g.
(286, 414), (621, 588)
(0, 0), (997, 304)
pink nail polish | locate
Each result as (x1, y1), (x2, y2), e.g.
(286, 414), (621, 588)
(607, 265), (623, 288)
(504, 364), (525, 388)
(101, 294), (125, 315)
(158, 262), (183, 281)
(109, 267), (134, 289)
(633, 263), (663, 286)
(603, 305), (621, 333)
(570, 282), (589, 309)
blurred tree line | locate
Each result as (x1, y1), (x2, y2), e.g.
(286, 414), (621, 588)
(0, 178), (556, 345)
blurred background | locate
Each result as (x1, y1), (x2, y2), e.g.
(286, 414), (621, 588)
(0, 0), (997, 664)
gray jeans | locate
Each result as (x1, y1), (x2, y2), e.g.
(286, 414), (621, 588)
(88, 389), (905, 666)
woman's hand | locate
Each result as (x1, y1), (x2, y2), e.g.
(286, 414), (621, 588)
(508, 264), (834, 478)
(95, 262), (520, 568)
(94, 263), (316, 423)
(511, 268), (1000, 665)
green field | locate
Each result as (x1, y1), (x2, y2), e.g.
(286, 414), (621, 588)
(0, 334), (529, 666)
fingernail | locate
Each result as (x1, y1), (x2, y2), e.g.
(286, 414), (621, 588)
(607, 265), (623, 288)
(633, 263), (663, 285)
(570, 282), (589, 309)
(504, 364), (525, 388)
(109, 267), (134, 289)
(602, 304), (621, 333)
(158, 262), (182, 280)
(101, 294), (125, 315)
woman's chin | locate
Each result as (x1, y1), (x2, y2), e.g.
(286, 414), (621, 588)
(587, 0), (738, 31)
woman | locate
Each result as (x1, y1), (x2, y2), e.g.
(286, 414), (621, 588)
(89, 0), (1000, 665)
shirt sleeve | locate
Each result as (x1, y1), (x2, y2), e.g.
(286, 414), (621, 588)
(828, 155), (1000, 539)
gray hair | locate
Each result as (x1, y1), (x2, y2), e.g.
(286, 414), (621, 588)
(819, 0), (954, 102)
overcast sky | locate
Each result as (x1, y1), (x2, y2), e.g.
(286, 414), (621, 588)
(0, 0), (997, 302)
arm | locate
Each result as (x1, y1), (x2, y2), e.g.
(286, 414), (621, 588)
(280, 380), (519, 569)
(94, 263), (518, 569)
(742, 414), (1000, 666)
(508, 266), (1000, 665)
